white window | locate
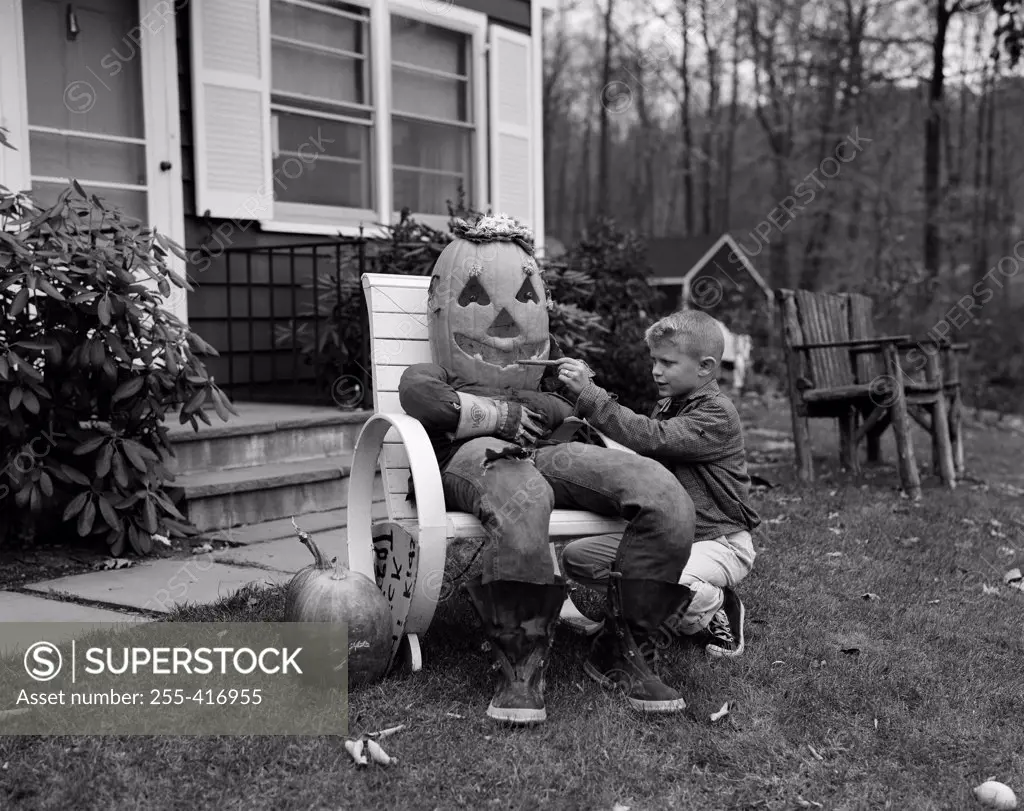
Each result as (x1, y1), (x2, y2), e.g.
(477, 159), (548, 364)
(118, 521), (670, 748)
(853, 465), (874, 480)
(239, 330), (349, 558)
(390, 14), (473, 218)
(190, 0), (535, 238)
(269, 0), (375, 218)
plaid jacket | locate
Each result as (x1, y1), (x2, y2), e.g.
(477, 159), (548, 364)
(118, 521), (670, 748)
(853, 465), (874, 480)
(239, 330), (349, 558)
(573, 378), (761, 542)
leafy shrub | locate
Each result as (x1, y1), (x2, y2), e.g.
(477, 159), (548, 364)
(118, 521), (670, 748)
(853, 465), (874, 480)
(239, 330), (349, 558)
(545, 218), (667, 413)
(0, 142), (235, 553)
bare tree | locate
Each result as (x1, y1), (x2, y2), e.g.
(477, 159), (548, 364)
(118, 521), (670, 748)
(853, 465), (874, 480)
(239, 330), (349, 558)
(597, 0), (615, 216)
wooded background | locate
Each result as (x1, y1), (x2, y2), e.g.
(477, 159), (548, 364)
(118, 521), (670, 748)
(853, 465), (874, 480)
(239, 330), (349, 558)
(541, 0), (1024, 408)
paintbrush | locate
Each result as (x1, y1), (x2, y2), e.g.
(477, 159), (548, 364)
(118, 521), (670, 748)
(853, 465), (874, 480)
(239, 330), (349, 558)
(516, 359), (564, 367)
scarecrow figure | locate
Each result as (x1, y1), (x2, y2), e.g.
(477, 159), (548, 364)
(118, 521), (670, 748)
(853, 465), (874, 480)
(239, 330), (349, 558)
(398, 214), (696, 724)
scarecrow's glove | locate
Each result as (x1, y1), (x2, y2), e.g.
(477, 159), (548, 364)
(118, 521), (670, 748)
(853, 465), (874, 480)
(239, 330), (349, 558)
(453, 393), (546, 445)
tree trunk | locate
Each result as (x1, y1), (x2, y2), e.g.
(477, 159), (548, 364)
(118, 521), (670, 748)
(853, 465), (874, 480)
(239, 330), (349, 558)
(700, 0), (719, 235)
(679, 0), (694, 236)
(924, 1), (953, 280)
(597, 0), (615, 217)
(972, 56), (991, 283)
(721, 7), (741, 231)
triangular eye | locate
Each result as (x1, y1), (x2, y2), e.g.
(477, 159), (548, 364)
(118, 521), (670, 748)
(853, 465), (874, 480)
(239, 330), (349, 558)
(516, 278), (539, 304)
(457, 275), (490, 306)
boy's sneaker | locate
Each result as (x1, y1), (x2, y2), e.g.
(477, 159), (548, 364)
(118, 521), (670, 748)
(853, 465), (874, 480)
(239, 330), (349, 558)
(705, 587), (745, 658)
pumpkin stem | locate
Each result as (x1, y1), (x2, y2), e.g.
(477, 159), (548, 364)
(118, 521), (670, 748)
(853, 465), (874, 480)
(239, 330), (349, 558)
(292, 517), (333, 570)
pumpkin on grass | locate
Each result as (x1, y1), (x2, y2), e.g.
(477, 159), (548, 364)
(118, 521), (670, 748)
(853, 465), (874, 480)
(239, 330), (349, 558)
(284, 519), (392, 688)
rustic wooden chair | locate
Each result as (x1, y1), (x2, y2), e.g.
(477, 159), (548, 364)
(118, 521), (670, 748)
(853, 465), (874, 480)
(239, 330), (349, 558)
(346, 273), (631, 674)
(776, 289), (963, 499)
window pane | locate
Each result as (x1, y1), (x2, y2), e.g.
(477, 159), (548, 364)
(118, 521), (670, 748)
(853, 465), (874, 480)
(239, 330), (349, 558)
(393, 169), (462, 217)
(392, 67), (467, 122)
(273, 112), (372, 209)
(30, 131), (146, 186)
(271, 0), (364, 53)
(275, 111), (367, 162)
(272, 42), (365, 106)
(393, 118), (470, 214)
(393, 117), (469, 174)
(391, 15), (466, 76)
(32, 181), (147, 224)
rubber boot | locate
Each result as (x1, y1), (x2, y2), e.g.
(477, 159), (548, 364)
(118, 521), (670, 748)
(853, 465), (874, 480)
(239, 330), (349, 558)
(464, 576), (567, 725)
(583, 574), (694, 713)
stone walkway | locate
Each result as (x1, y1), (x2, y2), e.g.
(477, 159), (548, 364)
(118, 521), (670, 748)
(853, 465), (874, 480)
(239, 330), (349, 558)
(0, 520), (351, 656)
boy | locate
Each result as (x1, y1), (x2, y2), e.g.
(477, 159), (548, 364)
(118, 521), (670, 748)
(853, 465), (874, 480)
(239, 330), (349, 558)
(556, 309), (760, 658)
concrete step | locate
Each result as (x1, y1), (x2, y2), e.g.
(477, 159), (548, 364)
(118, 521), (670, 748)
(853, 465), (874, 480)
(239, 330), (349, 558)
(173, 457), (349, 532)
(168, 408), (370, 473)
(172, 457), (387, 533)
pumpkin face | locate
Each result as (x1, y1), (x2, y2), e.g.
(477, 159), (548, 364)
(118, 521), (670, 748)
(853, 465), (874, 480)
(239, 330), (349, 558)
(428, 216), (550, 390)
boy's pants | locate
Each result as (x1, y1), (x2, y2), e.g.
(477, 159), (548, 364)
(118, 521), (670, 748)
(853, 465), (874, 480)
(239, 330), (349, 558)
(561, 530), (755, 634)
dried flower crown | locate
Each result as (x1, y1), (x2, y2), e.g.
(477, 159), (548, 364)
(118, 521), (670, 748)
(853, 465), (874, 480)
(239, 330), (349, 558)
(450, 213), (535, 256)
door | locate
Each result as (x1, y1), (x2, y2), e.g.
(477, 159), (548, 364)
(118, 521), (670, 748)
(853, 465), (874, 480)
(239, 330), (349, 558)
(19, 0), (186, 318)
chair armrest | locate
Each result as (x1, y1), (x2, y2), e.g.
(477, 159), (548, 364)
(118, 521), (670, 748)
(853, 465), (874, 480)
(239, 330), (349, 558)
(589, 425), (636, 454)
(892, 339), (970, 353)
(346, 412), (447, 584)
(792, 335), (911, 352)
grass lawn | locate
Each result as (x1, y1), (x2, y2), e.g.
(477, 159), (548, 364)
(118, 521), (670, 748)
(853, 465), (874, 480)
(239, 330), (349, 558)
(1, 398), (1023, 810)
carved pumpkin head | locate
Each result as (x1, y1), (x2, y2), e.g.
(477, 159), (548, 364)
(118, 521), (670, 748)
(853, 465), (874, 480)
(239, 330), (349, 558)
(428, 214), (550, 390)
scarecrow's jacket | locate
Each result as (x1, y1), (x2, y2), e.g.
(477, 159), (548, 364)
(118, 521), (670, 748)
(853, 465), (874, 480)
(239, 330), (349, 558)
(398, 363), (575, 470)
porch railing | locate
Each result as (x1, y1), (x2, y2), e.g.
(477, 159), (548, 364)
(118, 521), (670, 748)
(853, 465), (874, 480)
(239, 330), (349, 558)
(184, 238), (382, 409)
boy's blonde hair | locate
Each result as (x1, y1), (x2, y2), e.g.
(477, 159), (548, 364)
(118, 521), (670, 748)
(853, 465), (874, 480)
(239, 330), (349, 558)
(645, 310), (725, 363)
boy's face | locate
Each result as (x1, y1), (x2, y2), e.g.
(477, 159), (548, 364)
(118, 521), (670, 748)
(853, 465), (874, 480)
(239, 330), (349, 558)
(649, 339), (716, 399)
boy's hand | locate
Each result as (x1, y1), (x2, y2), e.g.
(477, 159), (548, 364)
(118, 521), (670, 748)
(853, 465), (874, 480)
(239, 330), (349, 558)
(557, 358), (595, 396)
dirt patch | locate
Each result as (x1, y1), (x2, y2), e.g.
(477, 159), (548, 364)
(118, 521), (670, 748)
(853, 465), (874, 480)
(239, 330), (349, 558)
(0, 535), (232, 592)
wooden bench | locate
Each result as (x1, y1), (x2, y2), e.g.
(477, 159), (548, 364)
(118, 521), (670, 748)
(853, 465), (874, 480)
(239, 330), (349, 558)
(776, 289), (965, 498)
(346, 273), (631, 673)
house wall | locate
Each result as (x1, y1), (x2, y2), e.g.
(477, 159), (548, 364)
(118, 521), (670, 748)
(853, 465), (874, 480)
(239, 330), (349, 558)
(174, 1), (532, 401)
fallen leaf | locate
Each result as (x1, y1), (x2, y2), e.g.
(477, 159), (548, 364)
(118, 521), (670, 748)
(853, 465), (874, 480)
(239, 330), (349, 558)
(709, 702), (730, 722)
(807, 744), (824, 761)
(152, 534), (171, 547)
(828, 528), (842, 535)
(990, 519), (1003, 528)
(861, 592), (880, 601)
(796, 797), (824, 809)
(766, 516), (788, 525)
(982, 584), (1000, 595)
(927, 599), (940, 604)
(93, 558), (134, 571)
(1004, 568), (1023, 584)
(961, 518), (978, 527)
(612, 804), (631, 811)
(827, 512), (840, 520)
(0, 708), (31, 722)
(990, 529), (1008, 539)
(997, 546), (1016, 557)
(445, 712), (464, 719)
(771, 660), (785, 665)
(828, 489), (838, 497)
(826, 551), (843, 557)
(900, 536), (921, 546)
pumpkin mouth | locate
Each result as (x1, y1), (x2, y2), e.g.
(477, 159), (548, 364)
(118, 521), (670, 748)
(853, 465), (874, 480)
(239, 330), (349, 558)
(454, 333), (548, 367)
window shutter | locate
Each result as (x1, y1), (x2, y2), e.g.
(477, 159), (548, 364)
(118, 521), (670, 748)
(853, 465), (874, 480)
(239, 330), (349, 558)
(0, 0), (31, 194)
(488, 25), (534, 231)
(190, 0), (272, 220)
